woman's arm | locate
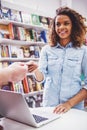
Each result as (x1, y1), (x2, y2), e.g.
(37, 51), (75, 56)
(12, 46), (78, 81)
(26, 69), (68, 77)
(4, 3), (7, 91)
(33, 68), (44, 82)
(53, 88), (87, 114)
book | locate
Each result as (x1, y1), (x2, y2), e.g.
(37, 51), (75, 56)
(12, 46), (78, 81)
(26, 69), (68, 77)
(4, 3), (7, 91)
(1, 82), (14, 91)
(12, 25), (19, 40)
(29, 29), (35, 41)
(0, 24), (10, 38)
(21, 46), (30, 58)
(27, 75), (36, 92)
(8, 23), (14, 39)
(1, 45), (9, 57)
(9, 45), (24, 58)
(21, 11), (31, 24)
(9, 45), (18, 58)
(25, 29), (31, 41)
(10, 9), (22, 22)
(29, 29), (39, 42)
(40, 30), (47, 43)
(36, 82), (42, 91)
(22, 77), (30, 93)
(31, 14), (41, 25)
(13, 81), (24, 93)
(17, 48), (24, 58)
(39, 16), (49, 28)
(1, 7), (11, 20)
(17, 27), (26, 41)
(35, 94), (43, 107)
(29, 46), (35, 58)
(34, 46), (40, 58)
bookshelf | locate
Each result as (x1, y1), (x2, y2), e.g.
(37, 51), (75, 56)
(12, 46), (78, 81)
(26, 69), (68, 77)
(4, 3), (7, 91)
(0, 38), (44, 62)
(0, 4), (51, 107)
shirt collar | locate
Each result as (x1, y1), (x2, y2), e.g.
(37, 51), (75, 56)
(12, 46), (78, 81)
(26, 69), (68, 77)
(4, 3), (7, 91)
(56, 42), (73, 48)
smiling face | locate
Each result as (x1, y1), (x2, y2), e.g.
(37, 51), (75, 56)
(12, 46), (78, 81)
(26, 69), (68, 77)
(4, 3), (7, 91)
(55, 15), (72, 47)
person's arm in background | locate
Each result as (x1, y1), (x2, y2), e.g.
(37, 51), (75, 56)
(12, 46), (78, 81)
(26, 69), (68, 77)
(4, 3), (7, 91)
(0, 62), (28, 86)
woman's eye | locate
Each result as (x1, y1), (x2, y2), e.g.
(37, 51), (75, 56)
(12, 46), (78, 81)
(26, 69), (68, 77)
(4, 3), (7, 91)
(55, 23), (60, 27)
(64, 22), (70, 25)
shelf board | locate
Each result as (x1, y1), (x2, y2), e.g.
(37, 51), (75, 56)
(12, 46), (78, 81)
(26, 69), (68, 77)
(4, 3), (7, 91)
(0, 19), (48, 31)
(0, 38), (46, 46)
(23, 90), (43, 97)
(0, 57), (39, 62)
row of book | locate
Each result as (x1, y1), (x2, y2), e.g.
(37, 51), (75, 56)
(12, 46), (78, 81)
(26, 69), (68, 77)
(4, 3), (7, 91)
(0, 23), (48, 43)
(25, 94), (43, 107)
(0, 44), (42, 58)
(1, 74), (43, 93)
(0, 6), (52, 28)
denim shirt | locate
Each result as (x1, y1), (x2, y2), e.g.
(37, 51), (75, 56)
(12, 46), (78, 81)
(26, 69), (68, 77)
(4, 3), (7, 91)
(38, 42), (87, 110)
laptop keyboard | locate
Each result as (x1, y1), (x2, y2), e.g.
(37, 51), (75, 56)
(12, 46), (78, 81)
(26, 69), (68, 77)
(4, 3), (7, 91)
(33, 114), (48, 123)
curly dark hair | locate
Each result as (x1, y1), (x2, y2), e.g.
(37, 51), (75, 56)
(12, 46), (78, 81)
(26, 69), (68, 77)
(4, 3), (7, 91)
(49, 6), (87, 47)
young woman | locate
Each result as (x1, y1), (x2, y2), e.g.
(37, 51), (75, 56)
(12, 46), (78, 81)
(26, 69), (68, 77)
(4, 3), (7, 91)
(27, 7), (87, 113)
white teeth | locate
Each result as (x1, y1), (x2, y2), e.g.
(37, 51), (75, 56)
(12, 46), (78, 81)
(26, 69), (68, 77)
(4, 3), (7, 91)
(61, 31), (66, 34)
(63, 31), (65, 33)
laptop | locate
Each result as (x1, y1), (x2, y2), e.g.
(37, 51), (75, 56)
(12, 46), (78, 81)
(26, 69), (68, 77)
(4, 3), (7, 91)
(0, 90), (61, 127)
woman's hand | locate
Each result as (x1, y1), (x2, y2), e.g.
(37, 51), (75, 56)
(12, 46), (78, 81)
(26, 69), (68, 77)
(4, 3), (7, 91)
(53, 101), (72, 114)
(26, 61), (38, 73)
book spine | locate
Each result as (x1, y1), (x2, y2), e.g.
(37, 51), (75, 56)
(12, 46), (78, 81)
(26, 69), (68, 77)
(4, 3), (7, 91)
(22, 77), (30, 93)
(8, 23), (14, 39)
